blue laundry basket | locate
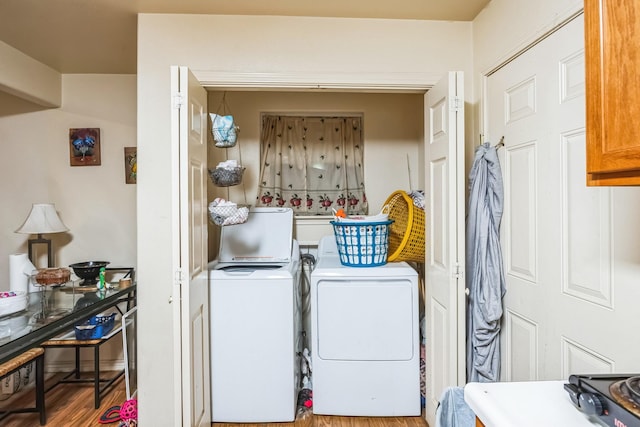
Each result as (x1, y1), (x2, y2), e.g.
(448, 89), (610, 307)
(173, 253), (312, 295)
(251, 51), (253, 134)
(330, 220), (393, 267)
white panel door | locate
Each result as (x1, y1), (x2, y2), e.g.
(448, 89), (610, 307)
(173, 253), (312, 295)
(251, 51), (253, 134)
(424, 71), (465, 426)
(486, 15), (640, 382)
(171, 66), (210, 427)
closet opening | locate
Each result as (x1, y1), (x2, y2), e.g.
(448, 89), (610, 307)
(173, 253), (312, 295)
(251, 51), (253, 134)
(204, 86), (429, 418)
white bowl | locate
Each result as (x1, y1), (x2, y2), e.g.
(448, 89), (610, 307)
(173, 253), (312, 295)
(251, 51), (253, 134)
(0, 291), (29, 317)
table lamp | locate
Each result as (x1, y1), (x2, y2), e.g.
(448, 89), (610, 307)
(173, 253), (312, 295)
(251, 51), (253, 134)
(15, 203), (69, 268)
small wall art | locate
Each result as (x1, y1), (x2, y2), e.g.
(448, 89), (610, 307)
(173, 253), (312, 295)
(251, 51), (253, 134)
(124, 147), (137, 184)
(69, 128), (101, 166)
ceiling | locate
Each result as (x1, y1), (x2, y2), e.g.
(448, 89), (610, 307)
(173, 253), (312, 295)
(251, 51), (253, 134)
(0, 0), (490, 75)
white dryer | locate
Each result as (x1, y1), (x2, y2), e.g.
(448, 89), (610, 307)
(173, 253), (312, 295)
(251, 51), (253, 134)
(209, 207), (302, 423)
(311, 235), (420, 416)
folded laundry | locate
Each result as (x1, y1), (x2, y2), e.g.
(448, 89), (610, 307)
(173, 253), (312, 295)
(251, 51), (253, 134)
(408, 190), (425, 210)
(333, 205), (390, 222)
(210, 114), (238, 147)
(216, 159), (239, 169)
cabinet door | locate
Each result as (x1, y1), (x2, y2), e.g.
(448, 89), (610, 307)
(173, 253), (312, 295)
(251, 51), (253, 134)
(585, 0), (640, 185)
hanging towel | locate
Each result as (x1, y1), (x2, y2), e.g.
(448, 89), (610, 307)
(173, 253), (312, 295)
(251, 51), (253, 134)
(465, 142), (506, 383)
(435, 387), (475, 427)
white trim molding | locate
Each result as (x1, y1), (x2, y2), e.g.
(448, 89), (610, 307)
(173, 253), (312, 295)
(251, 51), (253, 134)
(192, 70), (440, 92)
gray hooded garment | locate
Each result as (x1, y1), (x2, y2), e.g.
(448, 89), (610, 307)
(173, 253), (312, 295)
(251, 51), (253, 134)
(466, 142), (506, 383)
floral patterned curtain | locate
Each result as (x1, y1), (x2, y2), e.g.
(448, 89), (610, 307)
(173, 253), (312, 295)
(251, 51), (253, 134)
(256, 115), (368, 215)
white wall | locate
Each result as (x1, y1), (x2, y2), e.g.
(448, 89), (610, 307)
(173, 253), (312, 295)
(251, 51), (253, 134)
(0, 40), (61, 107)
(0, 74), (137, 283)
(137, 13), (472, 425)
(0, 74), (137, 369)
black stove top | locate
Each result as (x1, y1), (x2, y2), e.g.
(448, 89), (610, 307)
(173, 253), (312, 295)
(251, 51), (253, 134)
(565, 374), (640, 427)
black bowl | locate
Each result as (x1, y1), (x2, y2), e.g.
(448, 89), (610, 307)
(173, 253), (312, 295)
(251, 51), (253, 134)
(69, 261), (110, 285)
(74, 292), (100, 311)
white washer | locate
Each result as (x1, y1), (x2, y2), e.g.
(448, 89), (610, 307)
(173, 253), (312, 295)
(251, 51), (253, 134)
(311, 235), (420, 416)
(209, 207), (301, 423)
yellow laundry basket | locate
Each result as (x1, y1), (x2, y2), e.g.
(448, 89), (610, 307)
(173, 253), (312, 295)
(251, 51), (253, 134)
(384, 190), (426, 262)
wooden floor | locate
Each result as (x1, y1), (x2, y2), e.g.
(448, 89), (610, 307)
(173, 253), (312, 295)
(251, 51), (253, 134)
(2, 373), (429, 426)
(2, 371), (127, 427)
(213, 414), (429, 427)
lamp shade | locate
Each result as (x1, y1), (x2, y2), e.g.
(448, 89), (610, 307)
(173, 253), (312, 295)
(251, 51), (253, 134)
(15, 203), (69, 234)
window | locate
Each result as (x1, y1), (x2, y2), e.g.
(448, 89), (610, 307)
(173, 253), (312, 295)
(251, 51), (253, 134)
(256, 115), (368, 216)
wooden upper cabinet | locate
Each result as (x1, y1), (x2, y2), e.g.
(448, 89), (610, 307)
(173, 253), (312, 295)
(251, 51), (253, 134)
(585, 0), (640, 186)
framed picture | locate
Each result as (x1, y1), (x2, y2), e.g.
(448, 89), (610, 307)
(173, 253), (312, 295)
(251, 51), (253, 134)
(69, 128), (101, 166)
(124, 147), (137, 184)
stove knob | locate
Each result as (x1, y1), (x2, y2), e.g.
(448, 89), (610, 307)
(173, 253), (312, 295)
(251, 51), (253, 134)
(578, 392), (605, 416)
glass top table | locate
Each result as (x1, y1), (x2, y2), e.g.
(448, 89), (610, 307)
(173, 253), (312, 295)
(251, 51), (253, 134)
(0, 282), (136, 364)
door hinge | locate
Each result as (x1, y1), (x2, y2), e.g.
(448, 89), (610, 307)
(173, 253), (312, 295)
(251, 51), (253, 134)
(449, 96), (462, 112)
(174, 268), (184, 286)
(173, 93), (184, 109)
(453, 264), (464, 280)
